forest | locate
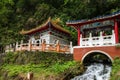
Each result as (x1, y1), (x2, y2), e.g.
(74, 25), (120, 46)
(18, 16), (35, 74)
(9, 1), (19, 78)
(0, 0), (120, 52)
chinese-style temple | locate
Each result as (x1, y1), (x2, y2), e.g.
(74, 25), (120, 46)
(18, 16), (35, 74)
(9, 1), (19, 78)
(66, 11), (120, 63)
(20, 17), (70, 45)
(6, 17), (72, 53)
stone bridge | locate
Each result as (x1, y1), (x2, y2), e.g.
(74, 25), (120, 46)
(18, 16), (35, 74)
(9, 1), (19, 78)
(73, 45), (120, 63)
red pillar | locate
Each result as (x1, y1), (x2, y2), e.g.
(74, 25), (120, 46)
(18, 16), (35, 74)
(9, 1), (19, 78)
(77, 28), (80, 46)
(114, 19), (119, 43)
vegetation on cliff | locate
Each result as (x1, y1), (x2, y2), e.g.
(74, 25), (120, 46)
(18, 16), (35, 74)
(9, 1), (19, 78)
(0, 52), (85, 80)
(0, 0), (120, 51)
(110, 57), (120, 80)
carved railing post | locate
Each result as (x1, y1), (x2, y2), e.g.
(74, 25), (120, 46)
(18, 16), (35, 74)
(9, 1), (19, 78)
(42, 39), (46, 51)
(15, 42), (18, 51)
(70, 41), (73, 53)
(13, 43), (15, 52)
(100, 31), (103, 45)
(112, 30), (115, 44)
(20, 40), (23, 51)
(56, 40), (60, 52)
(80, 34), (82, 46)
(28, 40), (32, 51)
(89, 33), (92, 46)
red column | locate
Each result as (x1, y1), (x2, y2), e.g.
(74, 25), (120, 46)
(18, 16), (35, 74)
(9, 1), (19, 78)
(114, 19), (119, 43)
(77, 27), (81, 46)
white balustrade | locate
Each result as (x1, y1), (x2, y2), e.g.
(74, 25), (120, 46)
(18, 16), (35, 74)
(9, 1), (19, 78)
(14, 39), (72, 53)
(80, 30), (115, 47)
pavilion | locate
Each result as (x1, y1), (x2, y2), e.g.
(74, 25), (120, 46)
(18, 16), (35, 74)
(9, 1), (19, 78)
(6, 17), (72, 53)
(66, 10), (120, 63)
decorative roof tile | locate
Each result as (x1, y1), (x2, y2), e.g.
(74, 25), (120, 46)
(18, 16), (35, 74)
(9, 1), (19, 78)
(66, 10), (120, 26)
(20, 17), (70, 35)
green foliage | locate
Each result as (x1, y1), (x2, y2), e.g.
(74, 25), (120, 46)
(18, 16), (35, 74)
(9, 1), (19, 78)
(0, 0), (120, 49)
(2, 64), (39, 77)
(111, 57), (120, 74)
(0, 51), (74, 79)
(3, 52), (16, 64)
(1, 51), (73, 65)
(0, 61), (79, 79)
(49, 61), (76, 73)
(110, 57), (120, 80)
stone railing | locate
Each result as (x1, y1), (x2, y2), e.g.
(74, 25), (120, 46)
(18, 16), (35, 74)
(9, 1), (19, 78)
(80, 30), (115, 47)
(15, 40), (73, 54)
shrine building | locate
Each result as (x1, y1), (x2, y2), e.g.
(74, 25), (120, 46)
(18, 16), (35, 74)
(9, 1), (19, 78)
(12, 17), (72, 53)
(21, 17), (70, 45)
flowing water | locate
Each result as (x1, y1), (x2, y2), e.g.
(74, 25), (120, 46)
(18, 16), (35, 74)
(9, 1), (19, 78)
(71, 63), (111, 80)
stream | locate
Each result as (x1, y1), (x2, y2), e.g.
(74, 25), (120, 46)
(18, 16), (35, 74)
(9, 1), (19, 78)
(71, 63), (111, 80)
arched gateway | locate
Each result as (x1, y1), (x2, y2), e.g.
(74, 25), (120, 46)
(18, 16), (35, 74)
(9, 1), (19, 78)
(81, 50), (113, 63)
(73, 46), (120, 63)
(67, 11), (120, 63)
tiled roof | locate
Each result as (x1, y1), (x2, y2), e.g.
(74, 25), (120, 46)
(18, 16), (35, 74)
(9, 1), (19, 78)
(66, 10), (120, 26)
(20, 17), (70, 35)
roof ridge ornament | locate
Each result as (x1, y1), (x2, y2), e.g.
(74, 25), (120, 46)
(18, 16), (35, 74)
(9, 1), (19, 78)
(48, 17), (51, 22)
(20, 29), (25, 34)
(20, 17), (70, 35)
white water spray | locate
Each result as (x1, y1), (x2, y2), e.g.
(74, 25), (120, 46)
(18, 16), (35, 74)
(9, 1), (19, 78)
(71, 63), (111, 80)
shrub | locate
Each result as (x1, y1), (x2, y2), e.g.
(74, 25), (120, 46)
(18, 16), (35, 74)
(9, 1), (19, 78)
(110, 57), (120, 80)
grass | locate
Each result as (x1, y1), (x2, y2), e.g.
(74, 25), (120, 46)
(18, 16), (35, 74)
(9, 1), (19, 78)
(1, 61), (77, 78)
(0, 51), (83, 80)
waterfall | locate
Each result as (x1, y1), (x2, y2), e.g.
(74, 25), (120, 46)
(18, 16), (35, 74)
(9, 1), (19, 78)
(71, 63), (111, 80)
